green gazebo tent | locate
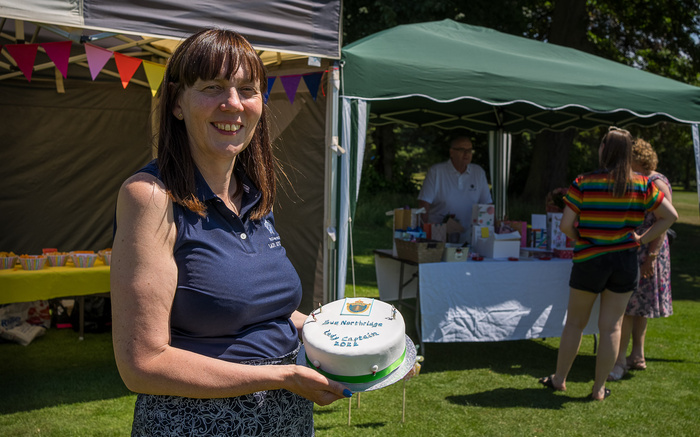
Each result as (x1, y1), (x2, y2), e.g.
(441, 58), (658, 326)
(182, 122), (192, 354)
(335, 19), (700, 296)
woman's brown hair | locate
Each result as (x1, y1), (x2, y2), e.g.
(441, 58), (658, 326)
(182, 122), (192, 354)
(156, 28), (275, 220)
(599, 126), (633, 197)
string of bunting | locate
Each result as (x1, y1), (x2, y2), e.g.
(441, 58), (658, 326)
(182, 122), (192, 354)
(2, 41), (324, 102)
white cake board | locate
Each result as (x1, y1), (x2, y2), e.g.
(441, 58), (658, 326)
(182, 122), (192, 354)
(298, 335), (417, 393)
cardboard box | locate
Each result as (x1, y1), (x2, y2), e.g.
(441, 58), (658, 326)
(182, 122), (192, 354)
(475, 231), (521, 259)
(393, 208), (412, 230)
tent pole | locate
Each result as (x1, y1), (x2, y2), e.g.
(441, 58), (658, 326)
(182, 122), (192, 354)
(324, 63), (341, 304)
(488, 129), (511, 221)
(692, 124), (700, 216)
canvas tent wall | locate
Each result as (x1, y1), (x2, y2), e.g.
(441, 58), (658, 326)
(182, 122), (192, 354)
(0, 1), (344, 312)
(337, 20), (700, 295)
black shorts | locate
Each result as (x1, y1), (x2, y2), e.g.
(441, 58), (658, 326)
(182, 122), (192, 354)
(569, 248), (639, 294)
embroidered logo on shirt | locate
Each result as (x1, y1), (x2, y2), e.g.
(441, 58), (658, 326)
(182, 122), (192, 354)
(264, 219), (275, 234)
(264, 219), (281, 248)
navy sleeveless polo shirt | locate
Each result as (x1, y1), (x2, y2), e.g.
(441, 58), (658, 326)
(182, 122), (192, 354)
(137, 161), (302, 362)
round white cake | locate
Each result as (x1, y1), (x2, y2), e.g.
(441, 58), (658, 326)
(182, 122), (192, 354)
(302, 297), (407, 385)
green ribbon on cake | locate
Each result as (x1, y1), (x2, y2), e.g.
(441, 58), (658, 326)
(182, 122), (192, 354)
(306, 348), (406, 384)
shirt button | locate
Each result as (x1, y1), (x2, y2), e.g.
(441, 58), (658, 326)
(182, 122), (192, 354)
(240, 233), (247, 240)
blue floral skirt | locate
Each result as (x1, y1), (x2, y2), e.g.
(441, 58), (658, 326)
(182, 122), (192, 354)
(131, 344), (314, 436)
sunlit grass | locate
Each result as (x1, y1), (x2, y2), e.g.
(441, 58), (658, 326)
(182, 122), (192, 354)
(1, 190), (698, 436)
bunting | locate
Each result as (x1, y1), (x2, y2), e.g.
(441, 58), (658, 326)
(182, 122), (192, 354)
(3, 39), (325, 103)
(280, 75), (303, 104)
(5, 43), (39, 81)
(264, 76), (276, 104)
(142, 60), (166, 96)
(40, 41), (72, 79)
(265, 72), (324, 104)
(114, 52), (143, 89)
(302, 72), (323, 101)
(84, 43), (113, 80)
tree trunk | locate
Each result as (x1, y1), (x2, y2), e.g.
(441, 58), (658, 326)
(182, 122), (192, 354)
(520, 0), (591, 204)
(550, 0), (593, 52)
(377, 125), (395, 181)
(520, 129), (576, 204)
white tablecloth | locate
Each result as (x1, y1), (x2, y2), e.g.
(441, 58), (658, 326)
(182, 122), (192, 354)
(375, 254), (599, 343)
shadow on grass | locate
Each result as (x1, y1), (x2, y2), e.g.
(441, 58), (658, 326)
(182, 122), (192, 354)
(446, 387), (596, 409)
(418, 339), (599, 384)
(670, 222), (700, 302)
(0, 329), (131, 414)
(315, 421), (387, 432)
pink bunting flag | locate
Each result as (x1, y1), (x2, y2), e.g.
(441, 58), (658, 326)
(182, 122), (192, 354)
(40, 40), (72, 79)
(280, 74), (302, 105)
(5, 43), (39, 81)
(84, 43), (113, 80)
(302, 72), (323, 101)
(114, 52), (143, 89)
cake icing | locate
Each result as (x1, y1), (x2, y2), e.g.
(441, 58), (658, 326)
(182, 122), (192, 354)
(302, 298), (407, 384)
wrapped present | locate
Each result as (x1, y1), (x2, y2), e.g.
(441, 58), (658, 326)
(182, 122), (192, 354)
(471, 204), (495, 228)
(530, 214), (548, 249)
(554, 248), (574, 259)
(500, 220), (528, 247)
(547, 212), (568, 250)
(430, 223), (447, 243)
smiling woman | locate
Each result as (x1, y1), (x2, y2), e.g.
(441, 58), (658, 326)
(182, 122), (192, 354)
(174, 72), (263, 185)
(110, 28), (350, 437)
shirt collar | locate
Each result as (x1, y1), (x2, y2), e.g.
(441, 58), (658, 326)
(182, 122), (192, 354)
(448, 160), (471, 175)
(193, 164), (262, 215)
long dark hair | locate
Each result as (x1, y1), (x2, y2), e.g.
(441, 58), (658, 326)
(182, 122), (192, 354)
(156, 28), (275, 220)
(599, 126), (633, 197)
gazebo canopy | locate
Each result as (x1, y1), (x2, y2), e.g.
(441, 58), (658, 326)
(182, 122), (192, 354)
(341, 19), (700, 133)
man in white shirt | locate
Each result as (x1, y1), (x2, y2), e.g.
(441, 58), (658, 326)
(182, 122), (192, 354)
(418, 136), (492, 243)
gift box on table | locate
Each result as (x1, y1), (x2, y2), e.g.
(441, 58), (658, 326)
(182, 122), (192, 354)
(395, 238), (445, 264)
(471, 204), (495, 228)
(547, 212), (569, 250)
(474, 229), (521, 259)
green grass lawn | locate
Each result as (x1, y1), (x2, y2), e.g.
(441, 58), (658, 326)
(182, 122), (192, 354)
(1, 191), (698, 436)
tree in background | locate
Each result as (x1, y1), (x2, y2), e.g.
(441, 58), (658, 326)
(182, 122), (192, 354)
(345, 0), (699, 207)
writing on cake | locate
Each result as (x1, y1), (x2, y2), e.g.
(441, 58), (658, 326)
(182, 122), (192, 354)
(323, 329), (380, 347)
(321, 319), (383, 327)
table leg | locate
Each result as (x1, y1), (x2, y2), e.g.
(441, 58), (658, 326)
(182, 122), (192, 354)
(78, 296), (85, 341)
(415, 279), (423, 354)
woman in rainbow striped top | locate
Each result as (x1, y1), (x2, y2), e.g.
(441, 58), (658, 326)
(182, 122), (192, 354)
(538, 127), (677, 401)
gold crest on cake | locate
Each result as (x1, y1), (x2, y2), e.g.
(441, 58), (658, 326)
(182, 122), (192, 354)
(301, 297), (417, 392)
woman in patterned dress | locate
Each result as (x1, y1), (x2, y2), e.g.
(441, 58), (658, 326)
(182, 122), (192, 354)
(609, 138), (673, 380)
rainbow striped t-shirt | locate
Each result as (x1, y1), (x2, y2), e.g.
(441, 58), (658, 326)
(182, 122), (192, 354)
(563, 170), (664, 262)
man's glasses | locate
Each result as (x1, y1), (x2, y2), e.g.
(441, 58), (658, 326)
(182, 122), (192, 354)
(451, 148), (474, 154)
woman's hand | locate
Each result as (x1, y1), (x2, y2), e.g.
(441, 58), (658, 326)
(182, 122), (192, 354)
(640, 255), (655, 279)
(284, 365), (351, 406)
